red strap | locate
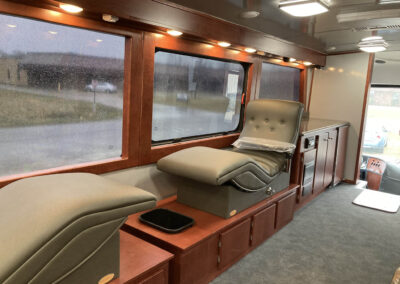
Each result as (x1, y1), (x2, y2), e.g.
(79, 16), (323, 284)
(241, 93), (245, 104)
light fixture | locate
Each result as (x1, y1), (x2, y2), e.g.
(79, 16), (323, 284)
(378, 0), (400, 4)
(279, 0), (329, 17)
(240, 11), (260, 18)
(96, 39), (103, 42)
(303, 61), (313, 66)
(289, 58), (296, 62)
(218, 41), (231, 47)
(244, 47), (256, 53)
(7, 24), (16, 28)
(102, 14), (119, 23)
(59, 3), (83, 13)
(48, 31), (58, 35)
(167, 30), (183, 37)
(358, 36), (388, 53)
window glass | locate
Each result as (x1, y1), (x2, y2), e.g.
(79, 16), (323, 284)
(0, 14), (125, 177)
(152, 51), (245, 142)
(259, 62), (300, 101)
(362, 86), (400, 164)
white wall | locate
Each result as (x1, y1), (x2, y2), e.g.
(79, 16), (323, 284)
(309, 53), (371, 181)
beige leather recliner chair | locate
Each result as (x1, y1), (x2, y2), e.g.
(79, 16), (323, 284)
(157, 99), (304, 218)
(0, 173), (156, 284)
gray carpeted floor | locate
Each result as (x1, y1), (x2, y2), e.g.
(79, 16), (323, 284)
(211, 184), (400, 284)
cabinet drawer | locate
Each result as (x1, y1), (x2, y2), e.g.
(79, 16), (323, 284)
(251, 204), (276, 247)
(276, 191), (296, 230)
(139, 264), (169, 284)
(219, 218), (251, 269)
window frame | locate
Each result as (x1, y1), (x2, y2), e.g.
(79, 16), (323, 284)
(139, 32), (256, 164)
(151, 48), (248, 145)
(0, 2), (143, 187)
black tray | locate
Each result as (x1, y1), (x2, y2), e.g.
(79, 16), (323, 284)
(139, 208), (194, 233)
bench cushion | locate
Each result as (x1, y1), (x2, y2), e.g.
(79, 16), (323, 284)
(0, 173), (156, 283)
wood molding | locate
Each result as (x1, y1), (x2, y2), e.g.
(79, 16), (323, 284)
(353, 53), (375, 183)
(7, 0), (326, 65)
(307, 68), (315, 112)
(139, 32), (256, 165)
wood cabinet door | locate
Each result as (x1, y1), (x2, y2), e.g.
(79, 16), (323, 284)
(323, 130), (338, 188)
(334, 126), (348, 185)
(251, 204), (276, 247)
(178, 235), (219, 284)
(276, 191), (296, 230)
(219, 218), (251, 269)
(314, 132), (328, 194)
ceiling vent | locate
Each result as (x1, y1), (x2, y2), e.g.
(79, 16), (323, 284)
(337, 9), (400, 31)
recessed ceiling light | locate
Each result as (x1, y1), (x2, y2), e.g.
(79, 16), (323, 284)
(167, 30), (183, 37)
(7, 24), (16, 28)
(48, 31), (58, 35)
(303, 61), (313, 66)
(96, 39), (103, 42)
(289, 58), (296, 62)
(102, 14), (119, 23)
(218, 41), (231, 47)
(244, 47), (256, 53)
(240, 11), (260, 18)
(358, 36), (388, 53)
(279, 0), (329, 17)
(59, 3), (83, 13)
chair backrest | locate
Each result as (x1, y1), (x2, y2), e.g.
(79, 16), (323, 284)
(240, 99), (304, 144)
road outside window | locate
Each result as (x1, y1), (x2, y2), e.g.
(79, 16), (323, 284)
(152, 51), (245, 142)
(0, 13), (125, 177)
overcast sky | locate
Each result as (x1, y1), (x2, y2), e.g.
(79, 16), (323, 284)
(0, 13), (124, 59)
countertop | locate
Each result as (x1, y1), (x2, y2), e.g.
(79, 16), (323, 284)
(301, 118), (350, 136)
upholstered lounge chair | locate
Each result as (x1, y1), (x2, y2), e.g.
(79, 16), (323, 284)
(157, 99), (304, 218)
(0, 173), (156, 284)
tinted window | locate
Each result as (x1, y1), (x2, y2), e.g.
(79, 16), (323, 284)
(152, 51), (245, 142)
(259, 62), (300, 101)
(0, 14), (125, 177)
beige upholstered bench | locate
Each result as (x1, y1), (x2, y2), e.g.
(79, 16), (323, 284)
(0, 173), (156, 284)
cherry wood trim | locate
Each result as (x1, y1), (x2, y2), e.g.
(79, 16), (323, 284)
(307, 68), (315, 112)
(0, 158), (137, 188)
(353, 53), (375, 183)
(139, 32), (256, 165)
(0, 0), (134, 36)
(52, 0), (326, 65)
(299, 68), (307, 105)
(0, 1), (143, 188)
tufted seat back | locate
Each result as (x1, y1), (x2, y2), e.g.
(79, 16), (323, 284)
(240, 99), (304, 144)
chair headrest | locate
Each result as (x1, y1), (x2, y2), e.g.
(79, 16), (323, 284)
(240, 99), (304, 144)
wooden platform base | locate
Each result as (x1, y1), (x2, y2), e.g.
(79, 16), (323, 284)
(123, 184), (299, 284)
(110, 231), (173, 284)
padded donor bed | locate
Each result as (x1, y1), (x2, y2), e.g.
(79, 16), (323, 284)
(158, 99), (304, 218)
(0, 173), (156, 284)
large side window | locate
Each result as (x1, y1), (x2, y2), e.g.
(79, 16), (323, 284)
(152, 50), (245, 143)
(259, 62), (300, 101)
(0, 13), (125, 177)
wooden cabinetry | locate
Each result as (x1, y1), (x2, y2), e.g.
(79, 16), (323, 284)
(251, 204), (276, 247)
(124, 185), (298, 284)
(111, 231), (173, 284)
(293, 123), (349, 210)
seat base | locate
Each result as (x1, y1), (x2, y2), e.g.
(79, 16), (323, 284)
(58, 231), (119, 284)
(177, 171), (290, 218)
